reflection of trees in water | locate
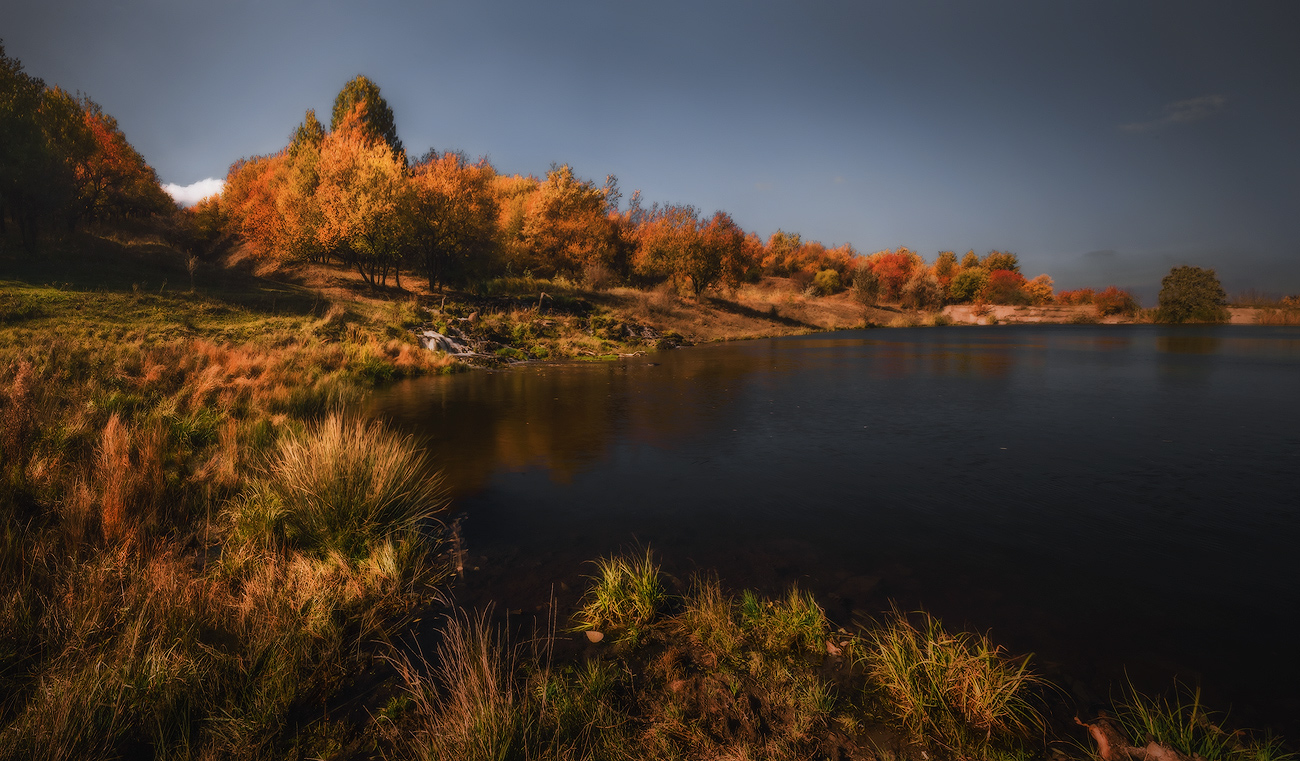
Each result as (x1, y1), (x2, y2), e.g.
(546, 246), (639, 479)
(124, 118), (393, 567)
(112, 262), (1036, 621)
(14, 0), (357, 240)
(371, 347), (778, 498)
(922, 345), (1016, 379)
(1158, 334), (1222, 354)
(1155, 331), (1223, 387)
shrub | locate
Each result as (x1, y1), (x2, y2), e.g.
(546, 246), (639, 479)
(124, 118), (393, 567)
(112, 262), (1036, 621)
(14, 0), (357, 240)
(1057, 288), (1095, 305)
(900, 270), (942, 310)
(981, 269), (1029, 305)
(1094, 286), (1138, 316)
(851, 262), (881, 305)
(1023, 274), (1055, 305)
(810, 268), (842, 296)
(1156, 266), (1229, 323)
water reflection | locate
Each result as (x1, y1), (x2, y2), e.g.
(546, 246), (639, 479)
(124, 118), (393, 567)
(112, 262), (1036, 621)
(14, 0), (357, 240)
(366, 325), (1300, 736)
(1159, 333), (1223, 354)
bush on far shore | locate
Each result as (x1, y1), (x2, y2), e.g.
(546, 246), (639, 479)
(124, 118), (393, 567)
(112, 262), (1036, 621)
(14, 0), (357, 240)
(1156, 266), (1229, 324)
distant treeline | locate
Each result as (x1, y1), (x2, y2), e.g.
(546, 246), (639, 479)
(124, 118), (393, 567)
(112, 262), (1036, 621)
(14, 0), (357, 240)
(207, 75), (1142, 309)
(2, 56), (1139, 311)
(0, 43), (174, 246)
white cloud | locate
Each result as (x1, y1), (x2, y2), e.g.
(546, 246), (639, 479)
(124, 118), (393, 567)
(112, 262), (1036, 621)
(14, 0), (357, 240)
(1121, 95), (1227, 133)
(162, 177), (224, 207)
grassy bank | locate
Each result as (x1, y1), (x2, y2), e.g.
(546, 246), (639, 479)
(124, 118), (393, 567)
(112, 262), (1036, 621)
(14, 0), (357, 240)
(381, 551), (1291, 761)
(0, 231), (463, 758)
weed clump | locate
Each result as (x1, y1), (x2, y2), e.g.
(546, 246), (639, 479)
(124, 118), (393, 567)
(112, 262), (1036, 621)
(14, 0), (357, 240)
(861, 608), (1044, 758)
(226, 414), (445, 560)
(1112, 683), (1294, 761)
(572, 549), (665, 643)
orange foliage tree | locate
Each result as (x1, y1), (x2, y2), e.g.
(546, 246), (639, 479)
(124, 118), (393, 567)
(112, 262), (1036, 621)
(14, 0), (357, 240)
(221, 152), (293, 260)
(407, 151), (499, 289)
(1023, 274), (1055, 305)
(519, 164), (618, 277)
(933, 251), (959, 293)
(868, 248), (923, 301)
(314, 105), (411, 286)
(2, 44), (172, 244)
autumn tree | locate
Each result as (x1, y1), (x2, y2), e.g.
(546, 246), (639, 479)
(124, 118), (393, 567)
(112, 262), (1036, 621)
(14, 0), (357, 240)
(762, 230), (803, 276)
(900, 269), (942, 310)
(693, 210), (747, 295)
(1094, 286), (1138, 316)
(981, 269), (1028, 304)
(949, 267), (988, 303)
(221, 152), (292, 260)
(407, 150), (500, 289)
(331, 75), (404, 160)
(314, 106), (411, 286)
(2, 44), (170, 244)
(289, 109), (326, 158)
(520, 164), (617, 277)
(868, 248), (922, 301)
(635, 203), (698, 285)
(278, 111), (328, 263)
(982, 250), (1020, 273)
(933, 251), (959, 291)
(1156, 266), (1228, 323)
(1023, 274), (1055, 305)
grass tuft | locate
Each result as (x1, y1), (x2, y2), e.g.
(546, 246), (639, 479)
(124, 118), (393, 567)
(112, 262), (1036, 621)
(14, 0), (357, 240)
(572, 549), (665, 643)
(738, 586), (828, 655)
(226, 414), (446, 560)
(1113, 682), (1296, 761)
(391, 610), (632, 761)
(861, 607), (1044, 756)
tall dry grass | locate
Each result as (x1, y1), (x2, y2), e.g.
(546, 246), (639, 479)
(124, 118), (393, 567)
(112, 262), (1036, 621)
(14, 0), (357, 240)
(226, 415), (445, 560)
(0, 309), (453, 758)
(391, 610), (632, 761)
(1254, 308), (1300, 326)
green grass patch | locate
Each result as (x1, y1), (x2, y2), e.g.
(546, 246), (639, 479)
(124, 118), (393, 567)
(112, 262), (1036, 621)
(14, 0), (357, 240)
(860, 607), (1045, 758)
(572, 550), (665, 644)
(1113, 682), (1295, 761)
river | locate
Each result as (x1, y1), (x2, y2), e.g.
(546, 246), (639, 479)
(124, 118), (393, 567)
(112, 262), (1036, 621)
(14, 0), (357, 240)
(367, 324), (1300, 736)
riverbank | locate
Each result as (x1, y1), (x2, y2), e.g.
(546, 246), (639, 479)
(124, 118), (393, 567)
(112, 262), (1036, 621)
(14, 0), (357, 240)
(372, 549), (1293, 761)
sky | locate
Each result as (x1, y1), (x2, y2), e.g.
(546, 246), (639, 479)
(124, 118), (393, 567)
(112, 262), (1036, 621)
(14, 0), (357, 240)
(6, 0), (1299, 295)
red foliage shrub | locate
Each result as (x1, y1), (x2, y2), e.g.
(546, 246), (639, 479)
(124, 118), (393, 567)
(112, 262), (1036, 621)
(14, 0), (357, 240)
(1056, 288), (1095, 305)
(981, 269), (1028, 304)
(1093, 286), (1138, 316)
(870, 251), (917, 300)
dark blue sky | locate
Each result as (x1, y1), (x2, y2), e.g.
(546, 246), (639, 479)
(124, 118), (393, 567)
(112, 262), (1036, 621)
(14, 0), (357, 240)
(7, 0), (1299, 294)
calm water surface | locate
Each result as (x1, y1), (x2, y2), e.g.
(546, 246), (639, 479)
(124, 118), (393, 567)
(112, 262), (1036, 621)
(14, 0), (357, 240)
(368, 325), (1300, 734)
